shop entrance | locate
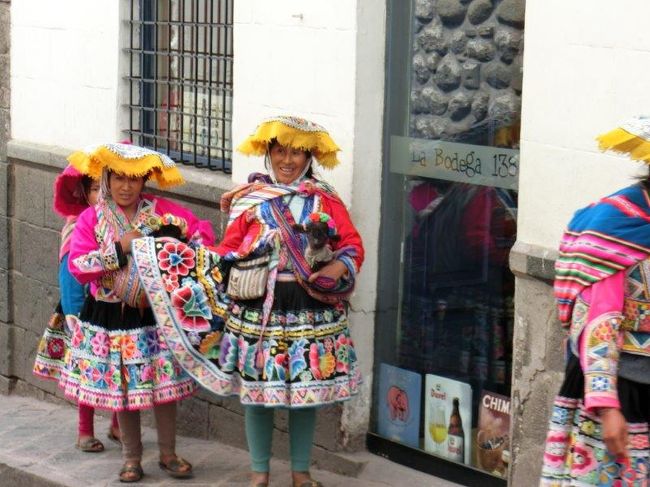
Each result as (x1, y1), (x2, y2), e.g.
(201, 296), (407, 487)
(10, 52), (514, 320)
(370, 1), (524, 484)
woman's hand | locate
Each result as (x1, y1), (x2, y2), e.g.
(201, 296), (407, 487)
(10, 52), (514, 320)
(119, 230), (143, 255)
(308, 259), (348, 283)
(599, 407), (628, 457)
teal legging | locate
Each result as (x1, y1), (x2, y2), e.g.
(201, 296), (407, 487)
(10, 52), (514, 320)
(244, 406), (317, 472)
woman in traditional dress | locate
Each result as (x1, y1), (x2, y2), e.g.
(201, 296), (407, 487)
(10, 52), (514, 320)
(134, 116), (364, 487)
(62, 143), (214, 482)
(541, 117), (650, 485)
(33, 165), (122, 452)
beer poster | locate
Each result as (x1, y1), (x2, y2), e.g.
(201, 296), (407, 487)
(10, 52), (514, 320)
(424, 374), (472, 465)
(376, 363), (422, 448)
(476, 390), (511, 477)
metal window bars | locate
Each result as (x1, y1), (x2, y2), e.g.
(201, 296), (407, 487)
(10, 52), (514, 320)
(126, 0), (233, 172)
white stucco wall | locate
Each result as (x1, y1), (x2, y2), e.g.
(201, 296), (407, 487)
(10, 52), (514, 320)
(233, 0), (386, 438)
(519, 0), (650, 250)
(11, 0), (122, 147)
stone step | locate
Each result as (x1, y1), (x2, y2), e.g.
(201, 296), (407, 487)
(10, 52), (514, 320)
(0, 393), (461, 487)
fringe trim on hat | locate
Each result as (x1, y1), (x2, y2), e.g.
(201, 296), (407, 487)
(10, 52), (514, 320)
(68, 147), (184, 188)
(237, 120), (340, 169)
(597, 127), (650, 163)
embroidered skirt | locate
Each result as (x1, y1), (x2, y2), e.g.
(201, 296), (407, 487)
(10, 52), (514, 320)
(540, 355), (650, 486)
(217, 282), (361, 407)
(59, 296), (196, 411)
(33, 303), (70, 382)
(132, 236), (361, 408)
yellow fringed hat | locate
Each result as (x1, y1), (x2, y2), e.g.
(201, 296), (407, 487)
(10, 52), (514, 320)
(237, 115), (341, 169)
(67, 143), (184, 188)
(597, 116), (650, 163)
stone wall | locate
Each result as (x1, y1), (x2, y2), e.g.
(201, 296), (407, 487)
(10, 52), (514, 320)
(508, 242), (563, 485)
(0, 0), (12, 396)
(410, 0), (524, 142)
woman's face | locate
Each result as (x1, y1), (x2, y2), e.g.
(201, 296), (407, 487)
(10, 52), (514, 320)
(109, 173), (145, 208)
(86, 180), (100, 206)
(269, 143), (309, 184)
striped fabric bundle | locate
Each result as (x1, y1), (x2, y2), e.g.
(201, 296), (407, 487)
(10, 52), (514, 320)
(555, 184), (650, 324)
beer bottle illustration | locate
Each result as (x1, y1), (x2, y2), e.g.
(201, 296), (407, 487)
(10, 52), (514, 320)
(447, 397), (465, 463)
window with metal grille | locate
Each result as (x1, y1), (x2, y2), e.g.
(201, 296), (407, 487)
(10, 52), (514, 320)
(126, 0), (233, 172)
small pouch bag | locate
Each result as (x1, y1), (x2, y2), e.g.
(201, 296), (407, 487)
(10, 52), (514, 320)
(226, 253), (271, 300)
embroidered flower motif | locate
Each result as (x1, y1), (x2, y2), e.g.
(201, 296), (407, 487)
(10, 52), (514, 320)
(589, 375), (611, 392)
(335, 334), (350, 374)
(211, 266), (223, 283)
(571, 444), (597, 476)
(47, 338), (66, 359)
(237, 335), (258, 378)
(288, 339), (308, 381)
(121, 336), (138, 360)
(162, 272), (180, 292)
(629, 432), (650, 450)
(158, 357), (173, 382)
(90, 331), (110, 358)
(171, 278), (212, 332)
(551, 406), (570, 424)
(158, 241), (195, 276)
(145, 330), (160, 355)
(580, 419), (597, 437)
(70, 318), (84, 348)
(140, 364), (154, 383)
(218, 333), (237, 372)
(593, 322), (615, 342)
(543, 432), (569, 467)
(309, 342), (335, 380)
(199, 331), (222, 359)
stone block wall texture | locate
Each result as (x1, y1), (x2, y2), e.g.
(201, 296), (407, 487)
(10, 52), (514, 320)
(410, 0), (524, 141)
(0, 0), (12, 394)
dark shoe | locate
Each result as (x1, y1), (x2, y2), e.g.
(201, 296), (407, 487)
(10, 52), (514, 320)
(119, 463), (144, 483)
(75, 437), (105, 453)
(159, 456), (193, 479)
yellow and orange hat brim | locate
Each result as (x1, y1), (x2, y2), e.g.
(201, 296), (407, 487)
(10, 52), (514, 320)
(597, 117), (650, 163)
(68, 143), (184, 188)
(237, 116), (341, 169)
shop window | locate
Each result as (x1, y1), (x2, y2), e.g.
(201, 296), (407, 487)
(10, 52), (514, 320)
(371, 1), (523, 484)
(125, 0), (233, 171)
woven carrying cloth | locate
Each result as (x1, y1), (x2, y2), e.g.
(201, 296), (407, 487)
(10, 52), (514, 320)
(237, 116), (341, 169)
(554, 184), (650, 325)
(68, 143), (184, 188)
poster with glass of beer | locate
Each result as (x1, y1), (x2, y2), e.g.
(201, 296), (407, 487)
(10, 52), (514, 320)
(476, 390), (511, 477)
(424, 374), (472, 464)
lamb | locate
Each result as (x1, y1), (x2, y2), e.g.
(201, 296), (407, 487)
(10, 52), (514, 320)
(292, 212), (340, 269)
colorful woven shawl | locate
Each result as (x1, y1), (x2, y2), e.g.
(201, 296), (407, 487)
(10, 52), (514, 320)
(555, 183), (650, 325)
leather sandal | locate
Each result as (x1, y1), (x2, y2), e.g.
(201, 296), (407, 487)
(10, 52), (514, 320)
(119, 463), (144, 483)
(75, 437), (105, 453)
(159, 456), (193, 479)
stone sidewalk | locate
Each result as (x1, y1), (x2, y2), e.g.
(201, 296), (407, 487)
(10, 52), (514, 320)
(0, 395), (461, 487)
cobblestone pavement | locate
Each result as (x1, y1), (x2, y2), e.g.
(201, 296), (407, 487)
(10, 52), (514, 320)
(0, 395), (461, 487)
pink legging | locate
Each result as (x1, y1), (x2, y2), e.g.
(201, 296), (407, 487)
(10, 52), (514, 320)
(78, 404), (119, 437)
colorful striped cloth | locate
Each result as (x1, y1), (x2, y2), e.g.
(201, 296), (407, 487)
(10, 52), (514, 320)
(58, 216), (77, 262)
(555, 184), (650, 324)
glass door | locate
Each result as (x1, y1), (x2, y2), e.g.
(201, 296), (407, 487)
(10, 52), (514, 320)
(370, 1), (524, 484)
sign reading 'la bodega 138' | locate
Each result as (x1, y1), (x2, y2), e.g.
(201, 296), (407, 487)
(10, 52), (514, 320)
(390, 136), (519, 191)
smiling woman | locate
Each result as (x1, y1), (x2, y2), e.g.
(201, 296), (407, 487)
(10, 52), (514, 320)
(61, 142), (215, 483)
(133, 115), (365, 487)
